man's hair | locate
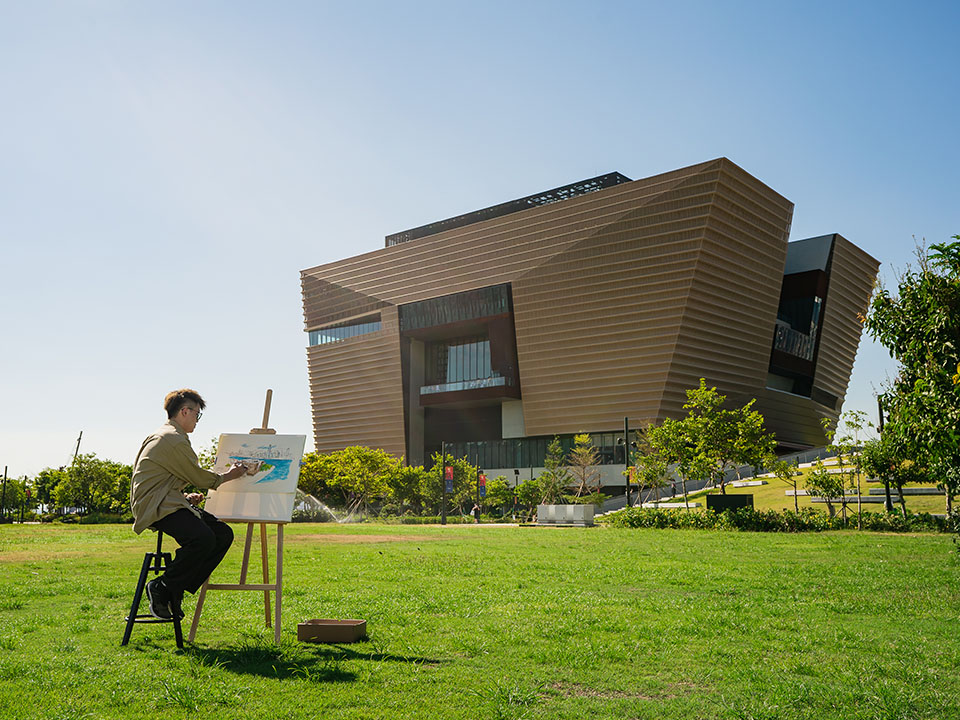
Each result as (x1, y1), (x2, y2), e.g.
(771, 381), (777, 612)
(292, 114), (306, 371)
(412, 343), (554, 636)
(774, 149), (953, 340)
(164, 389), (206, 419)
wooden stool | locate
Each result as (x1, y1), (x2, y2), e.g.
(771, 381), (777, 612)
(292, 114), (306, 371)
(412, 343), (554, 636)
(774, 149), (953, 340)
(121, 531), (184, 649)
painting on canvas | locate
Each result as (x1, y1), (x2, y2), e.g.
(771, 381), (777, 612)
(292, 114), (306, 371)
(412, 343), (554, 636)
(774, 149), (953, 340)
(203, 434), (306, 522)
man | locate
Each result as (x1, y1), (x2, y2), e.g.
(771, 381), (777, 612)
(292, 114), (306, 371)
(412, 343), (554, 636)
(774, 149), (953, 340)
(130, 389), (248, 620)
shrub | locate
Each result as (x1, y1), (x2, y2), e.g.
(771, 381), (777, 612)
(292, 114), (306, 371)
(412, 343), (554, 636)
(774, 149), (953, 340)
(600, 506), (946, 533)
(390, 515), (474, 525)
(78, 512), (132, 524)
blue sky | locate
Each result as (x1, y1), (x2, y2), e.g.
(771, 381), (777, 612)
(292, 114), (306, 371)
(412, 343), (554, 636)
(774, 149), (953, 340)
(1, 1), (958, 478)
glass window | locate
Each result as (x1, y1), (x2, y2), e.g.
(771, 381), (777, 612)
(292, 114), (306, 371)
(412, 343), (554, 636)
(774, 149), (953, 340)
(309, 315), (382, 346)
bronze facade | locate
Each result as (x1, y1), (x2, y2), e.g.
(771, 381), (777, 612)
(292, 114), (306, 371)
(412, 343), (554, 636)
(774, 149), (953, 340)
(301, 158), (879, 464)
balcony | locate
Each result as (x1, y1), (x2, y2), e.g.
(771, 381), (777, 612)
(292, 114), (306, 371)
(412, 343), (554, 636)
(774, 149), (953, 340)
(773, 320), (815, 362)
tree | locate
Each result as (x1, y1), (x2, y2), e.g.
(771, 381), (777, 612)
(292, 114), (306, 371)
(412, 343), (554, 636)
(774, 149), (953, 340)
(631, 426), (670, 504)
(820, 418), (855, 526)
(196, 436), (220, 470)
(484, 476), (514, 516)
(325, 446), (400, 513)
(805, 459), (846, 519)
(34, 468), (66, 511)
(567, 433), (600, 499)
(423, 452), (479, 514)
(860, 435), (922, 516)
(675, 379), (776, 494)
(515, 476), (542, 520)
(769, 455), (801, 512)
(732, 402), (777, 480)
(864, 237), (960, 516)
(834, 410), (870, 527)
(646, 417), (711, 511)
(297, 452), (342, 506)
(55, 453), (131, 515)
(386, 465), (429, 513)
(537, 436), (571, 504)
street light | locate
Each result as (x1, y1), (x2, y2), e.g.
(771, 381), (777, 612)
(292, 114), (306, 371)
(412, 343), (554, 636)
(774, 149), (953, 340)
(617, 417), (638, 507)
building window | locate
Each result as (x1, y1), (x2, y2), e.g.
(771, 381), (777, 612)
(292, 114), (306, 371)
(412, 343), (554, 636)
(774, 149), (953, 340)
(399, 284), (511, 332)
(309, 315), (382, 346)
(426, 336), (494, 384)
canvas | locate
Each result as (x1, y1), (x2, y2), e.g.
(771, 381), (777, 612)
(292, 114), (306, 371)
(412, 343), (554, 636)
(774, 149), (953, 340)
(203, 433), (306, 522)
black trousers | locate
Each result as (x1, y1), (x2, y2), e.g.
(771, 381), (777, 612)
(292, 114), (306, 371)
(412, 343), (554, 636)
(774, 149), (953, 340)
(152, 508), (234, 595)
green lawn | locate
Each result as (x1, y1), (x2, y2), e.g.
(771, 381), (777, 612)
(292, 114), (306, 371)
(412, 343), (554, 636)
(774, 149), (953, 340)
(679, 470), (950, 515)
(1, 522), (958, 719)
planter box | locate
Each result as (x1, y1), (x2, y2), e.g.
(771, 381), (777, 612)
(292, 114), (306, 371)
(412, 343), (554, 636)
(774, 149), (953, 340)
(298, 619), (367, 643)
(536, 504), (594, 526)
(706, 494), (754, 511)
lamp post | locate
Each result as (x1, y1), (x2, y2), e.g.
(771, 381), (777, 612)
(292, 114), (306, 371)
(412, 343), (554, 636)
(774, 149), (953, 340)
(441, 441), (448, 526)
(617, 417), (636, 507)
(878, 397), (894, 513)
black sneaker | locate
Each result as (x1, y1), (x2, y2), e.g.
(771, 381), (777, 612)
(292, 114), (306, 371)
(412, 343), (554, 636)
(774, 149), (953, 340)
(145, 577), (173, 620)
(169, 587), (185, 621)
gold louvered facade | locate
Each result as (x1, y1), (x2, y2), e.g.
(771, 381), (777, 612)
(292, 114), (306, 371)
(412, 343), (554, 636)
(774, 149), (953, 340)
(301, 158), (878, 462)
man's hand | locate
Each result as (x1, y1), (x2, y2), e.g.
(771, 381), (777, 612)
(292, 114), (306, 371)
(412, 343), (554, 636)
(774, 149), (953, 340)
(185, 492), (204, 507)
(221, 462), (249, 482)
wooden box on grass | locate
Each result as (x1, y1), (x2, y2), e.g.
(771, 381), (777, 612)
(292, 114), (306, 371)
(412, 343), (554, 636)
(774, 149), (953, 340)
(297, 619), (367, 643)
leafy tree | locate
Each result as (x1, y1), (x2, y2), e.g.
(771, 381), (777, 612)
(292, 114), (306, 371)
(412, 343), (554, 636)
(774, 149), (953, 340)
(864, 237), (960, 516)
(515, 476), (542, 520)
(484, 476), (514, 516)
(732, 402), (777, 480)
(567, 433), (600, 499)
(196, 436), (220, 470)
(860, 435), (924, 515)
(537, 436), (571, 504)
(646, 417), (710, 511)
(387, 465), (429, 513)
(805, 459), (846, 519)
(55, 454), (131, 515)
(630, 426), (670, 504)
(769, 455), (801, 512)
(0, 476), (30, 518)
(33, 468), (66, 510)
(297, 451), (342, 506)
(670, 380), (776, 495)
(819, 418), (856, 526)
(643, 380), (776, 510)
(423, 452), (479, 514)
(834, 410), (870, 527)
(325, 446), (400, 513)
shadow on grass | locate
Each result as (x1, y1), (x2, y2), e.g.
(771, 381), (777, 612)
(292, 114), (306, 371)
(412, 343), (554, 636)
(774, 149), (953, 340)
(183, 638), (445, 682)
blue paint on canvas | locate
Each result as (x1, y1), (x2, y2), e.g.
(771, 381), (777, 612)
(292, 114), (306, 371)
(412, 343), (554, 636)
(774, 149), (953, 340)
(228, 457), (294, 484)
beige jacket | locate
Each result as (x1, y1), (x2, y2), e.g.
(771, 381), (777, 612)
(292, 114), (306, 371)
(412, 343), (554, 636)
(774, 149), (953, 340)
(129, 420), (224, 534)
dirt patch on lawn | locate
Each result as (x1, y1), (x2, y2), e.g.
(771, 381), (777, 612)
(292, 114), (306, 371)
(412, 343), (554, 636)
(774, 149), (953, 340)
(547, 680), (705, 702)
(0, 550), (87, 563)
(289, 534), (437, 545)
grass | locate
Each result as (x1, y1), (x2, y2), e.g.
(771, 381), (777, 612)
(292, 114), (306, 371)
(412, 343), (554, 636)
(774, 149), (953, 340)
(0, 522), (958, 719)
(677, 469), (950, 515)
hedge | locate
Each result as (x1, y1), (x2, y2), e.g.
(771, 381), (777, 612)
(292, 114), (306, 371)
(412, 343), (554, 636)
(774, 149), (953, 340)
(600, 506), (951, 533)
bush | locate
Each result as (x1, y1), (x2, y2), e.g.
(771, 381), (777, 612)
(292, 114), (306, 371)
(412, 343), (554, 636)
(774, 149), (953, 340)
(599, 506), (948, 533)
(381, 515), (474, 525)
(78, 512), (132, 524)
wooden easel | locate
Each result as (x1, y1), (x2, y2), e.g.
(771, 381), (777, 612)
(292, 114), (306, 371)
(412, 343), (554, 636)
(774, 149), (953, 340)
(188, 389), (287, 644)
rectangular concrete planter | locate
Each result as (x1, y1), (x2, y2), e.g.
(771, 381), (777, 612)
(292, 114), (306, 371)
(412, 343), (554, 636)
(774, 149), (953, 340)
(298, 619), (367, 643)
(706, 494), (754, 511)
(536, 504), (594, 526)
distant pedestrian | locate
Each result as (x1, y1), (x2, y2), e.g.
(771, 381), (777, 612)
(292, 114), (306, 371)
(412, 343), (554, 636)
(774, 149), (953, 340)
(471, 503), (480, 523)
(671, 480), (677, 497)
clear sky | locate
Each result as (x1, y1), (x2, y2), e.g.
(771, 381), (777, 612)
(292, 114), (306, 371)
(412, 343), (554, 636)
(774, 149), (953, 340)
(1, 1), (958, 479)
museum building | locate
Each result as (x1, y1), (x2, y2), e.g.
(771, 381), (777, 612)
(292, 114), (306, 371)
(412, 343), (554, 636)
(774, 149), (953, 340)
(300, 158), (879, 484)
